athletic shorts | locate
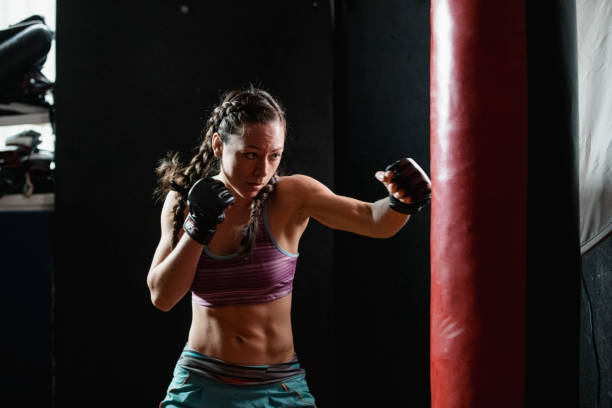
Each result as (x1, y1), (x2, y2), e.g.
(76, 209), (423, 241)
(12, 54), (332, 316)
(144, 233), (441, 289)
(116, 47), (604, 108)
(159, 345), (317, 407)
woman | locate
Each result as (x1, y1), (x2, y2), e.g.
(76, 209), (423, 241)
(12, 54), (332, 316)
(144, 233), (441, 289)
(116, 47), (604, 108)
(148, 86), (431, 407)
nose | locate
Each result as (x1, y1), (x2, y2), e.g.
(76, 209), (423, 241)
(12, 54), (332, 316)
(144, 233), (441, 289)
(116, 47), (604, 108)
(253, 157), (268, 178)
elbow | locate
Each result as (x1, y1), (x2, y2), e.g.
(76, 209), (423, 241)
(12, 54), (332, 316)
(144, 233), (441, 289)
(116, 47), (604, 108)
(150, 291), (175, 312)
(153, 301), (174, 313)
(147, 275), (175, 312)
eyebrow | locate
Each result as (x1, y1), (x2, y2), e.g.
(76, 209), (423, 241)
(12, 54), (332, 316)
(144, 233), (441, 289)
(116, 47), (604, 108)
(246, 145), (284, 152)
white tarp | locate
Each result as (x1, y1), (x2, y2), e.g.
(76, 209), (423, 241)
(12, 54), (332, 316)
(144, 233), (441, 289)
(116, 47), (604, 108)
(577, 0), (612, 254)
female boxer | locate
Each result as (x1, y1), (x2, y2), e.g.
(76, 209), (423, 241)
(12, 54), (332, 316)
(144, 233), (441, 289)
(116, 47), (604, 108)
(147, 86), (431, 407)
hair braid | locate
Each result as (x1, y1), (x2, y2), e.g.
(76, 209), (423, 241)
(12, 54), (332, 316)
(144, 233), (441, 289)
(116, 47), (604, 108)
(240, 175), (278, 254)
(155, 121), (219, 248)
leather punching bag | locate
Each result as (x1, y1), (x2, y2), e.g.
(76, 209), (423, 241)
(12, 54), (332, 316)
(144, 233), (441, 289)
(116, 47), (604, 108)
(430, 1), (527, 406)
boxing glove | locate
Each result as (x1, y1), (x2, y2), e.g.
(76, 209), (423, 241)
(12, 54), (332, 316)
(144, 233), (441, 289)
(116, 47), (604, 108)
(183, 178), (235, 245)
(385, 157), (431, 215)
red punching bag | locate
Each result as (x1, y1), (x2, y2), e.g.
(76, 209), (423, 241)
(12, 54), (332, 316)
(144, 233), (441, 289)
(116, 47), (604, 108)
(430, 1), (527, 407)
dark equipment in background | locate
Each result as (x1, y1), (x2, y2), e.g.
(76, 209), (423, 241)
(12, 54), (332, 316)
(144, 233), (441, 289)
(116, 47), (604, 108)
(0, 15), (54, 113)
(0, 15), (55, 198)
(0, 129), (54, 197)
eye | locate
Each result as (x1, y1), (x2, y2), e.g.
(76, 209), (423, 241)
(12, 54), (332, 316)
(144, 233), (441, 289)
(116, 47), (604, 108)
(243, 152), (257, 160)
(270, 153), (282, 160)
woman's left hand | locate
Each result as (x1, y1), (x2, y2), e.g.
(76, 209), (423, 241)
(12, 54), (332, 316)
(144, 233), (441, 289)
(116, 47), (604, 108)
(375, 157), (431, 213)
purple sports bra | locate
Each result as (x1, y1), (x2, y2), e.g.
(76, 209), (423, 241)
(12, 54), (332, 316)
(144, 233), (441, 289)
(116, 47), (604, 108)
(191, 203), (299, 307)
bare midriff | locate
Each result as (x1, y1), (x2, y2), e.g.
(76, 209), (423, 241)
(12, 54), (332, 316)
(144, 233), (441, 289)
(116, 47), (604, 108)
(187, 293), (295, 366)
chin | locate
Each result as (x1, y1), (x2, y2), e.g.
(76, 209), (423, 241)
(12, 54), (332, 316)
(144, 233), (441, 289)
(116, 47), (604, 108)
(245, 190), (262, 199)
(235, 188), (261, 200)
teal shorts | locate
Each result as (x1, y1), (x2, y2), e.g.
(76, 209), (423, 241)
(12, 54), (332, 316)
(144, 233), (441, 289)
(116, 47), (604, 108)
(159, 349), (317, 407)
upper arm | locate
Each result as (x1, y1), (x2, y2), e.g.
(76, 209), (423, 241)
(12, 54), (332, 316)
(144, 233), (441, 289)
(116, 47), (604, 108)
(286, 175), (375, 236)
(149, 191), (182, 273)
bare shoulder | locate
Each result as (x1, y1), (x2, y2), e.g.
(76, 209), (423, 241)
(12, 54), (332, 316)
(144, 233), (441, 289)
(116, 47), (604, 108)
(273, 175), (336, 220)
(276, 174), (332, 197)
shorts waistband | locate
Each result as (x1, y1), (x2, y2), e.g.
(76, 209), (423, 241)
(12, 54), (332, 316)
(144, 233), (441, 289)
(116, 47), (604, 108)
(177, 345), (306, 386)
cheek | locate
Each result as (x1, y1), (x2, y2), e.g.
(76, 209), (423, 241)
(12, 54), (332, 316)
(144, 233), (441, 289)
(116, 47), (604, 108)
(224, 156), (251, 177)
(221, 155), (237, 175)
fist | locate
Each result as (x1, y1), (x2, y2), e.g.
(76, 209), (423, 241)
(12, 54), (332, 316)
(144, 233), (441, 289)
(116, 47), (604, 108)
(375, 157), (431, 215)
(183, 178), (236, 244)
(187, 178), (235, 222)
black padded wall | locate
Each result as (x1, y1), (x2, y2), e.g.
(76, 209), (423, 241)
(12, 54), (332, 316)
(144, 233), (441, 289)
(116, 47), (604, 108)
(333, 1), (431, 406)
(55, 1), (333, 406)
(525, 0), (581, 406)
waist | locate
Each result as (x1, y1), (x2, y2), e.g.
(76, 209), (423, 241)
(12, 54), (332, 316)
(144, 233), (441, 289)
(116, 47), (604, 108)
(178, 344), (305, 386)
(188, 295), (295, 366)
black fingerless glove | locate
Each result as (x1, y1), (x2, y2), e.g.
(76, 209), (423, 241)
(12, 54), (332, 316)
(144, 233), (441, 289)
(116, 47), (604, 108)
(183, 178), (236, 245)
(385, 158), (431, 215)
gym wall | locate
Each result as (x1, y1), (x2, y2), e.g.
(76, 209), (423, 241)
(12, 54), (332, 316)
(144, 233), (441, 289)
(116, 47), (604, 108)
(53, 1), (433, 407)
(333, 1), (431, 407)
(54, 1), (335, 406)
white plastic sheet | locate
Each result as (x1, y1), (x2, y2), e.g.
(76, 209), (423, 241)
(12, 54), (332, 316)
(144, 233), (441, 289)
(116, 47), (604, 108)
(577, 0), (612, 254)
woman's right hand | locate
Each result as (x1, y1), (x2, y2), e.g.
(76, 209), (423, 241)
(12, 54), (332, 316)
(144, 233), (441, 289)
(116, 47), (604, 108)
(147, 184), (233, 312)
(183, 178), (235, 245)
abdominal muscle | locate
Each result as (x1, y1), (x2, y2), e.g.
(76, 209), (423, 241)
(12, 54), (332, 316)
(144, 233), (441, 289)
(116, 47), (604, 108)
(187, 293), (295, 366)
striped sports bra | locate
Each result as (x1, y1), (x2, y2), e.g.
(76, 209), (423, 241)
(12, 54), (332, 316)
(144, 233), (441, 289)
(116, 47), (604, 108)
(191, 203), (299, 307)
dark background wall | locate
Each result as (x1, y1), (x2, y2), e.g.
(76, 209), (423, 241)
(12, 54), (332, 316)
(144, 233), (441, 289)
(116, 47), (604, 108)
(52, 0), (431, 407)
(525, 1), (582, 406)
(333, 1), (431, 407)
(54, 1), (336, 406)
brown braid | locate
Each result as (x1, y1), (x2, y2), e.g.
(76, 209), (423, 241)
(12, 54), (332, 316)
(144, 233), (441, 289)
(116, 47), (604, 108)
(240, 174), (279, 253)
(154, 85), (286, 252)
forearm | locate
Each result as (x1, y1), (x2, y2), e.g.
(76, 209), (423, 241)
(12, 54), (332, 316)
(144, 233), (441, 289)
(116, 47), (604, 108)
(369, 197), (411, 238)
(147, 234), (203, 311)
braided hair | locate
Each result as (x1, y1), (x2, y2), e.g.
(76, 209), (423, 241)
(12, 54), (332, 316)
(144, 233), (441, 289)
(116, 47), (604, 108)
(154, 86), (286, 253)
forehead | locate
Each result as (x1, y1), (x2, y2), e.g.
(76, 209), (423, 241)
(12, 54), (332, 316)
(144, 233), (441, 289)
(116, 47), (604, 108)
(231, 121), (285, 149)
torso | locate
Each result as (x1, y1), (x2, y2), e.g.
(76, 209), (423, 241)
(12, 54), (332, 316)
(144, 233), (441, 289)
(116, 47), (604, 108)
(187, 176), (310, 365)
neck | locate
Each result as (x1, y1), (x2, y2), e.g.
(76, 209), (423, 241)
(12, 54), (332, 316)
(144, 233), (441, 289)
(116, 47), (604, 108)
(213, 172), (255, 211)
(230, 197), (253, 213)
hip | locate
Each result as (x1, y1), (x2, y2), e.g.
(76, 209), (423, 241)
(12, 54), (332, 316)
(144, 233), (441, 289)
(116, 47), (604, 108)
(159, 345), (316, 407)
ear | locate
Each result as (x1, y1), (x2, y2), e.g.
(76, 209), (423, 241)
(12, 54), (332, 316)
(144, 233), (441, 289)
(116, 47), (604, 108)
(212, 133), (223, 158)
